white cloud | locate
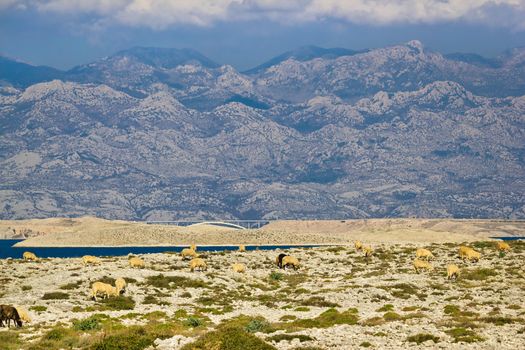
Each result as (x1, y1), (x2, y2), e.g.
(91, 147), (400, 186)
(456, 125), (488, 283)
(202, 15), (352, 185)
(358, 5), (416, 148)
(3, 0), (525, 30)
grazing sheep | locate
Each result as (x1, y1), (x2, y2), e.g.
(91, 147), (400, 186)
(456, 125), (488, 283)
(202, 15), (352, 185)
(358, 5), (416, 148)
(413, 258), (433, 273)
(22, 251), (37, 261)
(239, 244), (246, 252)
(91, 282), (119, 301)
(14, 307), (31, 324)
(276, 253), (288, 268)
(363, 246), (373, 258)
(115, 277), (127, 295)
(354, 241), (363, 251)
(0, 305), (22, 328)
(129, 257), (145, 268)
(181, 248), (198, 260)
(190, 258), (207, 272)
(82, 255), (100, 266)
(416, 248), (434, 260)
(465, 249), (481, 262)
(232, 263), (246, 273)
(281, 255), (300, 270)
(458, 246), (472, 259)
(497, 241), (511, 252)
(447, 264), (460, 280)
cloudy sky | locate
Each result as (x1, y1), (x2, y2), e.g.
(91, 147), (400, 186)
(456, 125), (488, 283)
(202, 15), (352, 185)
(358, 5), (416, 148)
(1, 0), (525, 70)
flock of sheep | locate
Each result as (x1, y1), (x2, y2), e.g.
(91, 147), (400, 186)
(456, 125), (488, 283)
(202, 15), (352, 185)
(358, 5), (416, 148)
(0, 240), (513, 330)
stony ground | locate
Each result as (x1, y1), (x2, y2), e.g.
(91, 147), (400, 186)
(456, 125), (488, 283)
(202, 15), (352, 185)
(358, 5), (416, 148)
(1, 241), (524, 350)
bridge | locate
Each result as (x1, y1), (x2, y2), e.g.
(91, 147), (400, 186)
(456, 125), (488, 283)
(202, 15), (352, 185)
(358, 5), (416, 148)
(145, 220), (270, 229)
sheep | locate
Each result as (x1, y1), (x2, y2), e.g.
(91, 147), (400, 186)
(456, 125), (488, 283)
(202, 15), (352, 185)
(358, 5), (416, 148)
(416, 248), (434, 260)
(82, 255), (100, 266)
(129, 257), (145, 268)
(354, 241), (363, 251)
(232, 263), (246, 273)
(413, 258), (433, 273)
(363, 246), (373, 258)
(0, 305), (22, 328)
(458, 246), (472, 259)
(181, 248), (198, 260)
(22, 251), (38, 261)
(190, 244), (197, 251)
(91, 282), (118, 301)
(447, 264), (460, 280)
(497, 241), (511, 252)
(115, 277), (127, 295)
(465, 249), (481, 262)
(190, 258), (207, 272)
(239, 244), (246, 252)
(15, 307), (31, 324)
(276, 253), (288, 268)
(281, 255), (300, 270)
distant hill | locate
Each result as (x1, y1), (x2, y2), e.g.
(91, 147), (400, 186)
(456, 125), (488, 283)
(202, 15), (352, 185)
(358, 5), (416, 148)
(1, 40), (524, 220)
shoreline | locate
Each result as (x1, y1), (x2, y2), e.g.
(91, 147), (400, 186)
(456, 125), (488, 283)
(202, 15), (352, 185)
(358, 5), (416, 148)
(11, 243), (337, 248)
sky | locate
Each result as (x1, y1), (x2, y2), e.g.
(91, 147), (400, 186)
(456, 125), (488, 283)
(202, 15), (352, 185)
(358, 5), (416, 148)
(1, 0), (525, 71)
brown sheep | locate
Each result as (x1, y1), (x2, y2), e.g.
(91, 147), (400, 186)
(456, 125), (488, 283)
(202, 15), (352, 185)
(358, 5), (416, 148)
(181, 248), (198, 260)
(0, 305), (23, 328)
(22, 251), (38, 261)
(232, 263), (246, 273)
(415, 248), (434, 260)
(129, 257), (145, 268)
(413, 258), (433, 273)
(354, 241), (363, 251)
(282, 255), (300, 270)
(497, 241), (511, 252)
(447, 264), (460, 280)
(276, 253), (288, 268)
(190, 258), (207, 272)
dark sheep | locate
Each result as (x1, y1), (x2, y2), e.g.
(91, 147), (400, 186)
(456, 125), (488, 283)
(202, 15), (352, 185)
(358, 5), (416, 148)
(276, 253), (288, 269)
(0, 305), (23, 328)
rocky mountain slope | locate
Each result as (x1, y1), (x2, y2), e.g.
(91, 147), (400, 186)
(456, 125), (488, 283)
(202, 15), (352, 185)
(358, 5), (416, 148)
(1, 41), (524, 220)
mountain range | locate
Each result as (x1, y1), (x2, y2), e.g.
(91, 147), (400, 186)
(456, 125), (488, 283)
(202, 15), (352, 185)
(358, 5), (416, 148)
(1, 40), (524, 220)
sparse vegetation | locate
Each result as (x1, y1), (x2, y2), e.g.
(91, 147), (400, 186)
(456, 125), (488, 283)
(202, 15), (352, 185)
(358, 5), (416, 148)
(407, 333), (440, 344)
(42, 291), (70, 300)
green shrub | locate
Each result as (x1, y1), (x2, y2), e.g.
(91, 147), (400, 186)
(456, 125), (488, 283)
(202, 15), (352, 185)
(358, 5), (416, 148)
(269, 272), (283, 281)
(91, 326), (155, 350)
(30, 305), (47, 312)
(407, 333), (440, 344)
(43, 327), (71, 341)
(462, 268), (497, 281)
(180, 326), (277, 350)
(300, 297), (339, 308)
(73, 316), (102, 331)
(245, 319), (272, 333)
(184, 317), (203, 328)
(446, 328), (484, 343)
(0, 332), (21, 350)
(377, 304), (394, 312)
(99, 296), (135, 310)
(42, 292), (69, 300)
(383, 312), (401, 321)
(266, 334), (314, 343)
(145, 274), (207, 289)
